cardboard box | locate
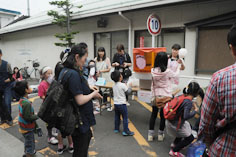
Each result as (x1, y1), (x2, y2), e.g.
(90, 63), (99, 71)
(139, 79), (151, 90)
(138, 90), (152, 103)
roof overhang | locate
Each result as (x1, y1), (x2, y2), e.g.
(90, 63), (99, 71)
(0, 0), (191, 35)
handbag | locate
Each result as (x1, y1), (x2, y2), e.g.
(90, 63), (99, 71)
(152, 76), (172, 108)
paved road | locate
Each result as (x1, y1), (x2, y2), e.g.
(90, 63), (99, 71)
(0, 96), (198, 157)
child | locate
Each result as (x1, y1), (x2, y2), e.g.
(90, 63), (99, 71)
(87, 60), (98, 86)
(168, 44), (185, 90)
(148, 52), (180, 142)
(166, 82), (200, 157)
(14, 81), (38, 157)
(38, 66), (58, 145)
(192, 88), (204, 138)
(111, 70), (134, 136)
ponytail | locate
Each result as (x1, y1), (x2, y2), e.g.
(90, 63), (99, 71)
(183, 82), (200, 97)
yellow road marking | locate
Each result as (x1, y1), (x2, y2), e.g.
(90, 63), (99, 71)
(0, 116), (18, 129)
(111, 98), (158, 157)
(11, 96), (40, 106)
(89, 151), (99, 156)
(38, 147), (58, 156)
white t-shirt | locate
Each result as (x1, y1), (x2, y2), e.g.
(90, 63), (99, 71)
(112, 82), (128, 105)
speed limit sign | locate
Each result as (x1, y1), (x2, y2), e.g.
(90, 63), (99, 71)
(147, 14), (161, 36)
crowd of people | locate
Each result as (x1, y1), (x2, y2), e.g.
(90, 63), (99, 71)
(0, 23), (236, 157)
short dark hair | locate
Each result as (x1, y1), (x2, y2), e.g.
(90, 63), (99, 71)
(97, 47), (106, 61)
(116, 44), (125, 52)
(0, 49), (2, 54)
(111, 70), (121, 82)
(14, 81), (28, 97)
(172, 44), (181, 50)
(154, 52), (168, 72)
(79, 42), (88, 52)
(227, 23), (236, 48)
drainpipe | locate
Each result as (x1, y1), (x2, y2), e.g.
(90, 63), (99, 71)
(118, 11), (132, 57)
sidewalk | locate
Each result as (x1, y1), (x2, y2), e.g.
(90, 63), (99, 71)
(0, 128), (44, 157)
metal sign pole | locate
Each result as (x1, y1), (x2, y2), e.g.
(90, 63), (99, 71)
(152, 35), (155, 48)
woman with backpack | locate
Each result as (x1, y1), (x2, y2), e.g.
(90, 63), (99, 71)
(166, 82), (200, 157)
(148, 52), (180, 142)
(59, 43), (102, 157)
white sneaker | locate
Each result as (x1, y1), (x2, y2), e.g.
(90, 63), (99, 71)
(158, 134), (165, 141)
(52, 128), (58, 137)
(48, 137), (58, 145)
(107, 107), (112, 112)
(148, 135), (154, 141)
(126, 102), (131, 106)
(192, 130), (198, 139)
(169, 150), (185, 157)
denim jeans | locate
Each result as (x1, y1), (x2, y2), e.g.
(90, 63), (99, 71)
(114, 104), (130, 133)
(0, 83), (13, 121)
(23, 131), (35, 155)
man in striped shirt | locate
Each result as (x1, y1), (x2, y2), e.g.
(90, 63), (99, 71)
(199, 24), (236, 156)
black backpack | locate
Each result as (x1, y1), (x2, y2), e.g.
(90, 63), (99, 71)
(38, 70), (83, 137)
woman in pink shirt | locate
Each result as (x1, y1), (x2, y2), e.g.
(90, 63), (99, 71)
(148, 52), (180, 142)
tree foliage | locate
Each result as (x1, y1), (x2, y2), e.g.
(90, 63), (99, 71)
(48, 0), (82, 48)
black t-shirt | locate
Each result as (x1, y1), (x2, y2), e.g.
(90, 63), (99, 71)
(112, 52), (132, 70)
(59, 68), (96, 134)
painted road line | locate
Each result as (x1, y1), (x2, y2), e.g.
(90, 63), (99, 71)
(38, 147), (58, 156)
(11, 96), (40, 106)
(111, 98), (158, 157)
(0, 116), (18, 129)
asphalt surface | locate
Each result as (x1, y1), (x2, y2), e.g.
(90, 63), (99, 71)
(0, 95), (198, 157)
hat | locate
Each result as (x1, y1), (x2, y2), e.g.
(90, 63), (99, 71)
(42, 66), (52, 74)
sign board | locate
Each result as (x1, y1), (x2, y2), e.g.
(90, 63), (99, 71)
(147, 14), (161, 36)
(140, 36), (144, 48)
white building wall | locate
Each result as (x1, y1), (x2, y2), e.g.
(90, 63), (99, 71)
(0, 13), (16, 28)
(0, 0), (235, 88)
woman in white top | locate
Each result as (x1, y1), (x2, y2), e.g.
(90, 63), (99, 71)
(94, 47), (111, 81)
(168, 44), (185, 90)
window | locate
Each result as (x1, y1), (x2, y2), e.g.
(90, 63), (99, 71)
(195, 27), (234, 74)
(135, 28), (185, 54)
(94, 30), (128, 60)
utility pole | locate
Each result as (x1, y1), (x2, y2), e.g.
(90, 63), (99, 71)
(27, 0), (30, 16)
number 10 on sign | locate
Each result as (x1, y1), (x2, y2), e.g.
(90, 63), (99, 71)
(147, 14), (161, 36)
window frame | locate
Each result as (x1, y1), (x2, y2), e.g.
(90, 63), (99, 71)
(194, 25), (232, 75)
(134, 27), (186, 50)
(94, 29), (128, 61)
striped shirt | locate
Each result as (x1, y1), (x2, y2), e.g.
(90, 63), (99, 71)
(199, 63), (236, 156)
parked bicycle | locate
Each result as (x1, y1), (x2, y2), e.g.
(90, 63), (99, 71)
(20, 59), (40, 80)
